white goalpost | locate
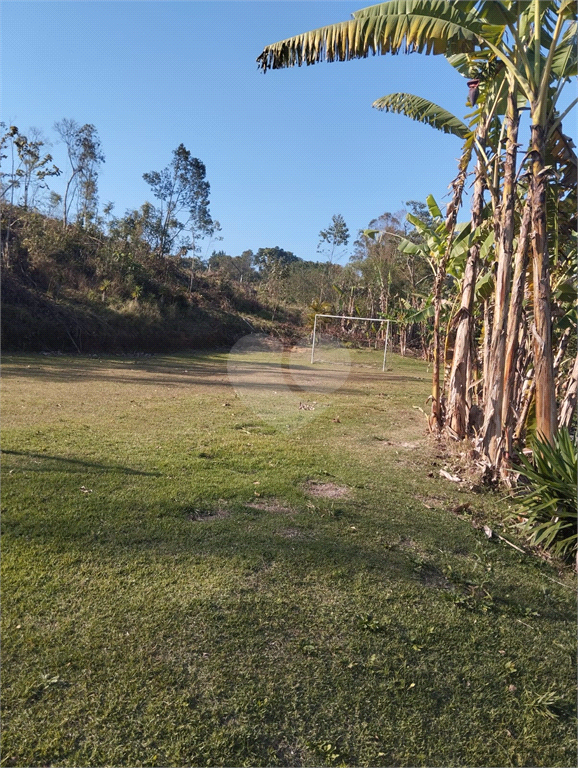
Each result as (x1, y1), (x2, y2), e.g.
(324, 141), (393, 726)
(310, 314), (391, 371)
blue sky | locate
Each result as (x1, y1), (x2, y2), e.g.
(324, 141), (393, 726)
(2, 1), (575, 263)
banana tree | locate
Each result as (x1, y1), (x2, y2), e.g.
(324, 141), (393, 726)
(257, 0), (577, 450)
(394, 195), (469, 429)
(373, 74), (531, 456)
(479, 77), (522, 462)
(372, 54), (511, 441)
(501, 192), (533, 460)
(330, 32), (572, 452)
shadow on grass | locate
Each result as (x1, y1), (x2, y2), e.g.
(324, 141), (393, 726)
(3, 498), (575, 623)
(1, 355), (426, 390)
(2, 505), (419, 588)
(0, 367), (424, 399)
(1, 450), (162, 477)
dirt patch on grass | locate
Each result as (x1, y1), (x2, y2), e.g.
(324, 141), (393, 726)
(246, 499), (294, 514)
(304, 481), (350, 499)
(396, 537), (422, 550)
(419, 562), (454, 590)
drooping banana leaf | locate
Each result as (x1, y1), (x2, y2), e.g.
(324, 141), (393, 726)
(257, 0), (484, 71)
(404, 213), (434, 236)
(397, 237), (426, 255)
(408, 302), (435, 323)
(547, 126), (577, 187)
(372, 93), (469, 138)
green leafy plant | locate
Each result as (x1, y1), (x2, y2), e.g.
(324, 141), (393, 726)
(513, 428), (577, 560)
(356, 613), (391, 632)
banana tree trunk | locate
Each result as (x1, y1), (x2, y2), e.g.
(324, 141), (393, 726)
(431, 160), (468, 431)
(470, 310), (481, 407)
(502, 194), (532, 458)
(431, 283), (443, 431)
(482, 299), (493, 406)
(553, 328), (572, 398)
(530, 123), (557, 443)
(446, 139), (486, 438)
(400, 325), (407, 356)
(481, 86), (520, 464)
(558, 352), (578, 431)
(514, 370), (535, 444)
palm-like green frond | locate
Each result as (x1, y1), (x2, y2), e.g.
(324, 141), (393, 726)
(372, 93), (469, 137)
(473, 1), (519, 27)
(550, 20), (578, 77)
(257, 0), (484, 71)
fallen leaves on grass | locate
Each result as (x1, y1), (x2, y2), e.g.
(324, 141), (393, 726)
(439, 469), (462, 483)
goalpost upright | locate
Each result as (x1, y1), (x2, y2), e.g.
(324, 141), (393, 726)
(311, 314), (390, 371)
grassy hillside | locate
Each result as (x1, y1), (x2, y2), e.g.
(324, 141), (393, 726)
(2, 349), (576, 767)
(1, 206), (303, 353)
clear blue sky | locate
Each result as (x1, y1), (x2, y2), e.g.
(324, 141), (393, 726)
(2, 1), (575, 263)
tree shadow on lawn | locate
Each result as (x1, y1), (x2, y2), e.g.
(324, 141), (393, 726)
(1, 356), (425, 391)
(3, 499), (574, 624)
(3, 498), (421, 583)
(1, 361), (229, 389)
(1, 449), (162, 477)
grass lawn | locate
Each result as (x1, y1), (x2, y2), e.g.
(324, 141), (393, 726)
(1, 345), (576, 767)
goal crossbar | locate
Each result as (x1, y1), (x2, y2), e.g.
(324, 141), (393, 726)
(311, 314), (390, 371)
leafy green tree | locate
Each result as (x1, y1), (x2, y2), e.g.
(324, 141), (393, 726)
(0, 124), (60, 209)
(54, 119), (104, 227)
(230, 250), (258, 283)
(143, 143), (213, 260)
(316, 214), (350, 301)
(207, 249), (231, 271)
(253, 246), (300, 318)
(253, 246), (299, 278)
(0, 125), (62, 268)
(106, 204), (159, 265)
(318, 214), (349, 262)
(283, 260), (328, 306)
(353, 218), (396, 317)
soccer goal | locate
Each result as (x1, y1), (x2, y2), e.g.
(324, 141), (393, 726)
(310, 314), (391, 371)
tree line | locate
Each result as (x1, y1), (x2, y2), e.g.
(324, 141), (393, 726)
(0, 118), (441, 349)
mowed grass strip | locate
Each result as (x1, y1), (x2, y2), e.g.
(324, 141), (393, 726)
(1, 351), (576, 767)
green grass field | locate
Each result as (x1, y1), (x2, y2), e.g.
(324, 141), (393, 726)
(1, 347), (576, 767)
